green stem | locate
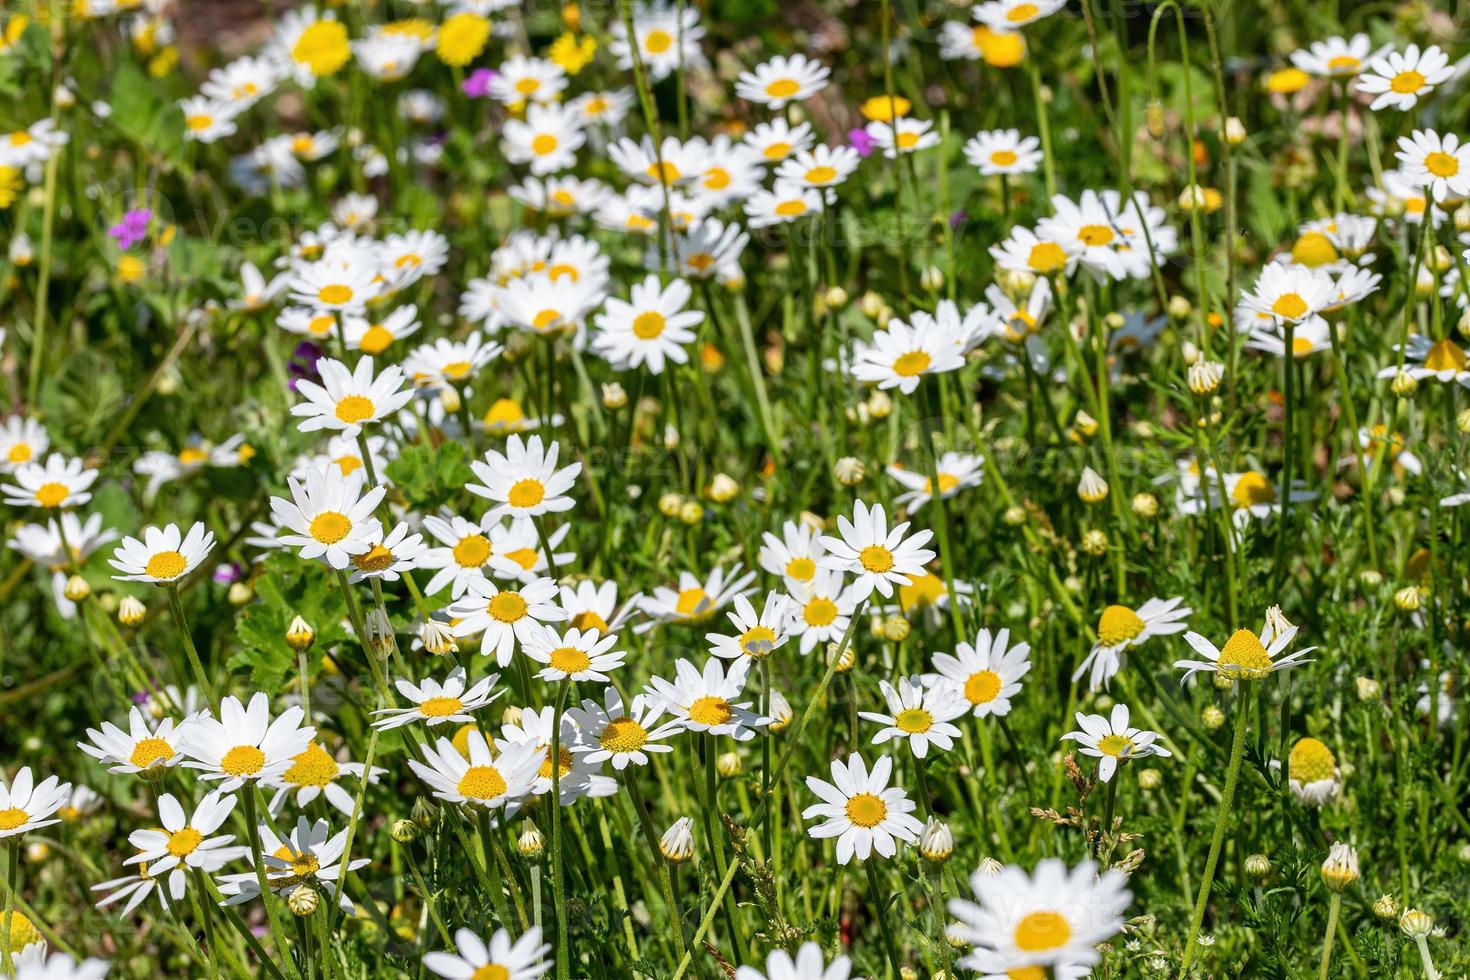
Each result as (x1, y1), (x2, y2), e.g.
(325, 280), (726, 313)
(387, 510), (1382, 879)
(551, 678), (571, 980)
(166, 584), (217, 702)
(863, 859), (903, 979)
(1318, 892), (1341, 980)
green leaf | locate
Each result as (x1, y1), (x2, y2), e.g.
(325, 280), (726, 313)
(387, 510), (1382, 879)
(230, 552), (349, 693)
(385, 439), (473, 511)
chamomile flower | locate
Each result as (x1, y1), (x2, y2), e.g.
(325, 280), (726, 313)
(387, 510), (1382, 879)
(639, 565), (756, 627)
(496, 706), (617, 804)
(708, 592), (792, 661)
(1287, 736), (1341, 806)
(759, 520), (826, 590)
(1213, 469), (1318, 526)
(802, 752), (923, 864)
(108, 522), (215, 584)
(852, 316), (967, 394)
(3, 454), (97, 510)
(463, 433), (579, 522)
(609, 2), (706, 81)
(559, 579), (640, 635)
(522, 624), (626, 682)
(1239, 261), (1337, 324)
(502, 103), (586, 176)
(819, 499), (936, 602)
(774, 144), (861, 193)
(379, 229), (450, 290)
(568, 688), (682, 770)
(352, 33), (422, 80)
(888, 453), (985, 511)
(865, 117), (940, 158)
(669, 218), (749, 280)
(424, 927), (553, 980)
(271, 5), (351, 86)
(930, 627), (1031, 717)
(79, 706), (194, 775)
(201, 55), (282, 110)
(743, 119), (816, 165)
(1395, 129), (1470, 202)
(592, 274), (704, 374)
(948, 858), (1131, 971)
(744, 183), (823, 227)
(736, 53), (830, 109)
(1377, 333), (1470, 383)
(860, 676), (966, 758)
(1246, 316), (1334, 359)
(568, 89), (635, 128)
(985, 277), (1053, 342)
(288, 256), (381, 314)
(264, 742), (384, 817)
(125, 791), (245, 902)
(346, 522), (426, 582)
(177, 96), (238, 143)
(786, 570), (859, 655)
(1291, 34), (1379, 78)
(448, 576), (566, 665)
(509, 176), (612, 217)
(0, 417), (48, 472)
(486, 55), (567, 107)
(291, 356), (412, 437)
(373, 667), (503, 730)
(1061, 703), (1171, 781)
(420, 514), (503, 598)
(269, 466), (384, 569)
(403, 333), (504, 389)
(990, 225), (1075, 277)
(1073, 597), (1192, 691)
(0, 119), (67, 168)
(1175, 617), (1316, 683)
(646, 657), (769, 741)
(973, 0), (1066, 30)
(410, 729), (540, 810)
(964, 128), (1044, 176)
(218, 816), (367, 910)
(734, 944), (851, 980)
(180, 693), (316, 791)
(342, 306), (421, 356)
(607, 134), (708, 187)
(0, 768), (71, 838)
(1357, 44), (1454, 111)
(93, 859), (173, 915)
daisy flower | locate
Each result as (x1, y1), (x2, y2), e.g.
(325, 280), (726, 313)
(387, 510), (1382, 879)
(409, 728), (541, 810)
(1287, 736), (1341, 806)
(78, 706), (194, 775)
(985, 277), (1053, 342)
(263, 741), (385, 817)
(291, 356), (412, 437)
(639, 564), (756, 627)
(864, 117), (940, 158)
(1061, 703), (1171, 781)
(270, 5), (351, 86)
(269, 465), (385, 569)
(201, 54), (283, 110)
(569, 89), (635, 128)
(343, 306), (422, 356)
(93, 859), (174, 916)
(466, 434), (581, 522)
(0, 416), (48, 472)
(346, 521), (427, 583)
(1377, 333), (1470, 383)
(403, 333), (504, 390)
(786, 570), (859, 655)
(509, 176), (612, 218)
(521, 624), (626, 682)
(1356, 44), (1453, 111)
(125, 791), (246, 903)
(502, 103), (586, 176)
(852, 316), (967, 394)
(734, 943), (851, 980)
(888, 452), (984, 511)
(374, 666), (502, 730)
(495, 706), (617, 804)
(860, 676), (966, 758)
(708, 592), (791, 660)
(0, 119), (67, 168)
(774, 144), (861, 194)
(1175, 616), (1316, 683)
(560, 579), (640, 634)
(420, 513), (504, 598)
(1212, 469), (1317, 526)
(568, 687), (682, 771)
(1246, 315), (1333, 359)
(802, 752), (923, 864)
(178, 96), (238, 143)
(743, 119), (816, 165)
(180, 693), (316, 791)
(287, 255), (381, 314)
(608, 2), (706, 81)
(0, 768), (71, 838)
(669, 218), (749, 281)
(948, 858), (1131, 971)
(219, 815), (368, 910)
(930, 627), (1031, 717)
(424, 927), (552, 980)
(973, 0), (1067, 30)
(819, 499), (936, 602)
(1073, 597), (1192, 692)
(3, 454), (97, 510)
(759, 520), (826, 590)
(736, 53), (830, 109)
(108, 522), (215, 584)
(964, 128), (1044, 176)
(645, 657), (769, 741)
(745, 183), (823, 227)
(1395, 129), (1470, 202)
(447, 576), (566, 666)
(607, 134), (709, 187)
(990, 225), (1074, 277)
(1238, 261), (1336, 325)
(1290, 34), (1379, 78)
(591, 274), (704, 374)
(485, 55), (567, 107)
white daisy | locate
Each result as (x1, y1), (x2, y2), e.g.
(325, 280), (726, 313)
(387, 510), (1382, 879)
(107, 522), (214, 584)
(125, 791), (246, 904)
(860, 676), (966, 758)
(734, 943), (851, 980)
(1061, 703), (1171, 781)
(1175, 617), (1316, 683)
(409, 728), (541, 810)
(3, 454), (97, 510)
(964, 128), (1044, 176)
(735, 53), (830, 109)
(373, 666), (503, 730)
(466, 434), (581, 522)
(447, 576), (566, 666)
(567, 687), (682, 771)
(269, 465), (385, 570)
(263, 741), (385, 817)
(785, 569), (859, 655)
(819, 499), (936, 601)
(1356, 44), (1454, 111)
(888, 452), (985, 511)
(930, 627), (1032, 717)
(0, 417), (48, 472)
(645, 657), (769, 742)
(78, 706), (194, 775)
(0, 768), (71, 838)
(638, 564), (756, 628)
(592, 274), (704, 374)
(851, 316), (967, 394)
(707, 592), (791, 660)
(502, 102), (586, 176)
(291, 356), (413, 437)
(521, 624), (626, 683)
(180, 693), (316, 791)
(1290, 34), (1380, 78)
(424, 926), (552, 980)
(973, 0), (1067, 30)
(758, 520), (826, 591)
(1072, 597), (1192, 692)
(802, 752), (923, 864)
(865, 117), (940, 158)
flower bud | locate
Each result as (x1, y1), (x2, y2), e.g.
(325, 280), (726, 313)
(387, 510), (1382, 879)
(1201, 705), (1225, 731)
(518, 823), (545, 858)
(1081, 529), (1108, 556)
(1245, 853), (1273, 881)
(707, 473), (739, 503)
(418, 620), (459, 656)
(1002, 505), (1026, 526)
(288, 884), (319, 917)
(391, 819), (419, 843)
(364, 607), (395, 656)
(1131, 492), (1159, 519)
(867, 390), (893, 419)
(1394, 586), (1421, 612)
(919, 817), (954, 863)
(882, 615), (911, 642)
(118, 595), (146, 626)
(286, 615), (316, 652)
(601, 382), (627, 410)
(1358, 568), (1383, 589)
(1355, 676), (1381, 701)
(1391, 371), (1418, 397)
(1223, 117), (1246, 146)
(1137, 768), (1161, 790)
(439, 385), (462, 414)
(978, 856), (1005, 876)
(657, 493), (683, 518)
(1373, 894), (1398, 921)
(716, 752), (742, 778)
(1188, 359), (1224, 395)
(63, 575), (91, 603)
(678, 501), (703, 525)
(768, 690), (793, 732)
(1146, 99), (1166, 138)
(825, 286), (849, 309)
(835, 457), (865, 486)
(228, 581), (254, 605)
(1321, 842), (1359, 892)
(660, 817), (695, 862)
(1077, 467), (1108, 503)
(1073, 410), (1098, 438)
(1399, 908), (1434, 938)
(859, 291), (886, 319)
(1167, 295), (1192, 321)
(920, 266), (944, 292)
(827, 640), (856, 673)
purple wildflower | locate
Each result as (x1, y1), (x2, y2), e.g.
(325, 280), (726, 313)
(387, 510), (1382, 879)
(109, 208), (152, 249)
(848, 128), (876, 158)
(463, 68), (496, 99)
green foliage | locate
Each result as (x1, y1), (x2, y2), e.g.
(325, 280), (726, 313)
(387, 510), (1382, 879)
(230, 552), (349, 692)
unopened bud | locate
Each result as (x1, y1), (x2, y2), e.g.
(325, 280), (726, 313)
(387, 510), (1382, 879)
(882, 615), (910, 642)
(825, 286), (848, 309)
(287, 885), (319, 917)
(1188, 359), (1224, 395)
(1355, 676), (1381, 701)
(118, 595), (146, 626)
(1167, 295), (1192, 320)
(601, 382), (627, 410)
(1137, 768), (1161, 790)
(660, 817), (695, 862)
(1201, 705), (1225, 731)
(1080, 529), (1108, 556)
(919, 817), (954, 862)
(835, 456), (865, 486)
(518, 823), (545, 858)
(1374, 894), (1398, 921)
(1394, 586), (1421, 612)
(1223, 117), (1246, 146)
(716, 752), (742, 778)
(920, 266), (944, 292)
(867, 390), (892, 420)
(1321, 843), (1359, 892)
(1131, 492), (1159, 519)
(706, 473), (739, 503)
(1002, 505), (1026, 526)
(1145, 99), (1165, 138)
(1077, 467), (1109, 503)
(418, 620), (458, 655)
(64, 575), (91, 603)
(1399, 908), (1434, 938)
(678, 501), (703, 525)
(391, 819), (419, 843)
(1245, 853), (1273, 881)
(286, 615), (316, 652)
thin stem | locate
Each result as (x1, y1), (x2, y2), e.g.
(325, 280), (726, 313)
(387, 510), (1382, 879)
(863, 859), (903, 979)
(166, 584), (217, 702)
(243, 787), (301, 980)
(624, 770), (688, 955)
(550, 678), (571, 980)
(2, 840), (17, 975)
(1317, 892), (1341, 980)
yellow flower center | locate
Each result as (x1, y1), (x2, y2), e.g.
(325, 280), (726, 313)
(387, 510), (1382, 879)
(470, 966), (511, 980)
(358, 325), (394, 354)
(1390, 69), (1425, 94)
(774, 198), (808, 217)
(964, 670), (1002, 704)
(645, 161), (680, 184)
(1014, 910), (1072, 952)
(483, 399), (525, 430)
(309, 511), (352, 544)
(704, 168), (731, 190)
(283, 743), (340, 787)
(632, 311), (666, 339)
(488, 591), (529, 623)
(317, 284), (353, 306)
(1027, 241), (1068, 273)
(129, 737), (174, 769)
(844, 792), (888, 828)
(1097, 604), (1147, 647)
(8, 132), (32, 146)
(739, 625), (777, 657)
(350, 543), (392, 572)
(804, 596), (838, 626)
(1006, 968), (1047, 980)
(539, 746), (574, 780)
(453, 534), (491, 568)
(334, 394), (375, 425)
(166, 827), (203, 857)
(548, 646), (593, 674)
(178, 447), (208, 466)
(1007, 1), (1040, 20)
(765, 78), (800, 99)
(420, 696), (464, 718)
(893, 350), (931, 377)
(805, 165), (837, 184)
(674, 587), (711, 619)
(1425, 151), (1459, 178)
(1096, 733), (1135, 757)
(0, 809), (28, 831)
(6, 443), (31, 463)
(1230, 472), (1276, 509)
(504, 548), (538, 571)
(186, 114), (214, 131)
(1216, 628), (1274, 679)
(145, 550), (188, 579)
(600, 716), (648, 753)
(858, 544), (894, 573)
(1291, 231), (1338, 267)
(898, 570), (946, 612)
(34, 482), (70, 508)
(570, 610), (610, 633)
(896, 131), (920, 149)
(531, 133), (559, 156)
(644, 29), (672, 53)
(688, 695), (732, 727)
(895, 708), (933, 733)
(220, 744), (266, 777)
(990, 149), (1019, 166)
(1423, 338), (1468, 372)
(292, 19), (350, 76)
(1291, 336), (1317, 357)
(784, 557), (815, 581)
(1270, 292), (1308, 319)
(1289, 737), (1337, 783)
(1326, 55), (1360, 72)
(762, 141), (792, 160)
(507, 478), (546, 509)
(457, 764), (507, 800)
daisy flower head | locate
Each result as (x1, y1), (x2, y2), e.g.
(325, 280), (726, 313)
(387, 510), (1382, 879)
(865, 117), (940, 158)
(785, 570), (858, 655)
(108, 522), (214, 584)
(374, 666), (502, 730)
(948, 858), (1131, 971)
(591, 274), (704, 374)
(743, 119), (816, 165)
(973, 0), (1066, 30)
(495, 706), (617, 804)
(1073, 597), (1192, 692)
(1290, 34), (1379, 78)
(125, 791), (245, 902)
(502, 103), (586, 176)
(424, 926), (552, 980)
(568, 687), (682, 771)
(759, 519), (826, 590)
(608, 1), (706, 81)
(851, 315), (967, 394)
(1357, 44), (1453, 111)
(420, 513), (505, 598)
(1061, 703), (1171, 781)
(1175, 615), (1316, 684)
(447, 576), (566, 666)
(522, 624), (626, 682)
(802, 752), (923, 864)
(509, 175), (612, 218)
(964, 128), (1044, 176)
(669, 218), (749, 281)
(291, 355), (412, 437)
(264, 741), (384, 817)
(708, 592), (791, 660)
(219, 815), (368, 910)
(744, 182), (823, 228)
(78, 706), (193, 776)
(990, 225), (1075, 277)
(0, 768), (71, 838)
(736, 53), (830, 109)
(888, 452), (984, 511)
(1395, 129), (1470, 202)
(860, 676), (965, 758)
(342, 306), (421, 356)
(1212, 468), (1317, 526)
(818, 499), (936, 602)
(645, 657), (769, 741)
(0, 416), (48, 472)
(269, 465), (385, 569)
(486, 55), (567, 107)
(403, 333), (504, 390)
(3, 454), (97, 510)
(13, 947), (111, 980)
(409, 728), (541, 810)
(560, 579), (640, 635)
(466, 434), (581, 522)
(569, 88), (635, 128)
(0, 118), (68, 168)
(181, 693), (316, 791)
(607, 134), (709, 187)
(379, 229), (451, 291)
(271, 5), (351, 86)
(774, 144), (861, 194)
(1287, 736), (1342, 806)
(1239, 261), (1336, 325)
(734, 943), (851, 980)
(639, 564), (756, 628)
(287, 254), (381, 314)
(346, 521), (427, 583)
(931, 627), (1032, 717)
(94, 857), (175, 915)
(1379, 333), (1470, 383)
(1246, 315), (1333, 360)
